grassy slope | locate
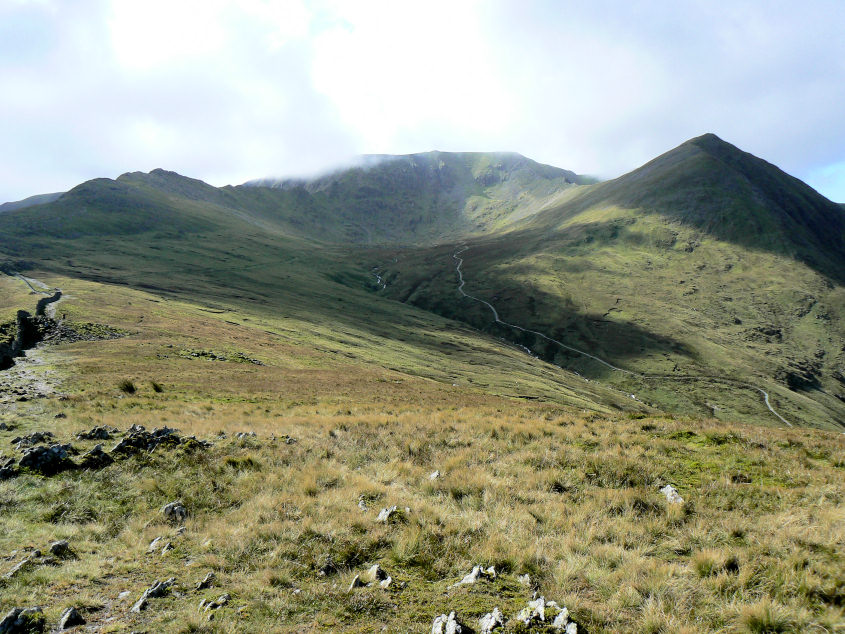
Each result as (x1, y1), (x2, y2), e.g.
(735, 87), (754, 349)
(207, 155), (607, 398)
(0, 137), (843, 631)
(238, 151), (586, 244)
(0, 272), (842, 633)
(375, 138), (845, 431)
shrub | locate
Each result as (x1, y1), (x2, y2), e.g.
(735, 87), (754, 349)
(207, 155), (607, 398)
(118, 379), (136, 394)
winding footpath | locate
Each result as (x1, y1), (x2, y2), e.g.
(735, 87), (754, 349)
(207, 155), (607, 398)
(452, 247), (793, 427)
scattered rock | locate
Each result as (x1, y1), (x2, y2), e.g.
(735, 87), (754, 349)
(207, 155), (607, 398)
(0, 607), (45, 633)
(78, 444), (113, 470)
(18, 444), (76, 475)
(130, 578), (175, 612)
(431, 611), (463, 634)
(235, 432), (257, 440)
(201, 594), (230, 612)
(478, 607), (504, 633)
(0, 423), (10, 430)
(11, 431), (54, 449)
(451, 565), (496, 587)
(195, 572), (215, 591)
(660, 484), (684, 504)
(147, 537), (164, 554)
(49, 540), (73, 559)
(3, 555), (38, 579)
(360, 564), (388, 584)
(57, 607), (85, 629)
(376, 505), (409, 523)
(76, 426), (112, 441)
(514, 596), (574, 631)
(112, 426), (209, 456)
(117, 591), (131, 601)
(516, 597), (548, 625)
(317, 554), (337, 576)
(429, 470), (440, 480)
(162, 501), (187, 524)
(53, 413), (66, 419)
(357, 496), (368, 512)
(347, 574), (364, 592)
(518, 573), (531, 586)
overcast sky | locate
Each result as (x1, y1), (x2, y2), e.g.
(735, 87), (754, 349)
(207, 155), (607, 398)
(1, 0), (844, 203)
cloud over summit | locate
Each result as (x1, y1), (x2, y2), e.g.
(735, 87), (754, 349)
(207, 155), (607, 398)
(1, 0), (843, 202)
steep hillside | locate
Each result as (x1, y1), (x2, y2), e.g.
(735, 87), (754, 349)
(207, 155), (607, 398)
(242, 151), (587, 243)
(535, 134), (845, 283)
(0, 191), (63, 213)
(374, 136), (845, 430)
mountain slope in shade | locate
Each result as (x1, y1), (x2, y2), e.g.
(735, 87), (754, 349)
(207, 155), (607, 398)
(529, 133), (845, 282)
(375, 136), (845, 430)
(0, 191), (64, 213)
(0, 135), (843, 429)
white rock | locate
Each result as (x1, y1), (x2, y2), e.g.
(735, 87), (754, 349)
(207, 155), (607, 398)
(478, 606), (504, 633)
(452, 565), (496, 587)
(347, 574), (364, 592)
(429, 470), (440, 480)
(518, 573), (531, 585)
(379, 575), (392, 589)
(431, 611), (462, 634)
(660, 484), (684, 504)
(377, 505), (399, 522)
(516, 596), (546, 624)
(551, 606), (569, 629)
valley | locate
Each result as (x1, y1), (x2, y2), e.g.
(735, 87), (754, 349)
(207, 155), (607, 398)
(0, 135), (843, 632)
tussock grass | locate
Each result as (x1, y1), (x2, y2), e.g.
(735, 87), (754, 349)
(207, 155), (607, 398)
(0, 273), (842, 632)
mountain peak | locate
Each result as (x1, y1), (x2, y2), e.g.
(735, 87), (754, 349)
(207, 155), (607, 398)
(590, 134), (845, 282)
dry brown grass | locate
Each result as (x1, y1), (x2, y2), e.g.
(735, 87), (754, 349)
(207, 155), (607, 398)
(0, 273), (842, 632)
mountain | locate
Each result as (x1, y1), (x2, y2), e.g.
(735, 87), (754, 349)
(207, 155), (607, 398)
(0, 136), (842, 429)
(240, 151), (589, 243)
(373, 135), (845, 429)
(2, 135), (843, 632)
(528, 133), (845, 282)
(0, 191), (63, 213)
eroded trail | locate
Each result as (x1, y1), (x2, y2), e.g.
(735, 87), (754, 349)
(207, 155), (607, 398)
(453, 247), (793, 427)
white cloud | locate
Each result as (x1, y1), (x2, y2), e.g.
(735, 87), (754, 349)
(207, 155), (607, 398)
(0, 0), (843, 202)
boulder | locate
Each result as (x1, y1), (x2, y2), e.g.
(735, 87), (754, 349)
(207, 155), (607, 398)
(78, 444), (113, 470)
(478, 607), (504, 633)
(162, 501), (187, 524)
(431, 611), (462, 634)
(49, 540), (73, 559)
(377, 505), (409, 523)
(57, 607), (85, 629)
(660, 484), (684, 504)
(130, 578), (175, 613)
(11, 431), (53, 449)
(359, 564), (388, 584)
(0, 607), (45, 633)
(201, 594), (230, 612)
(451, 565), (496, 587)
(18, 444), (76, 475)
(195, 572), (215, 591)
(76, 426), (112, 441)
(3, 555), (38, 579)
(347, 574), (364, 592)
